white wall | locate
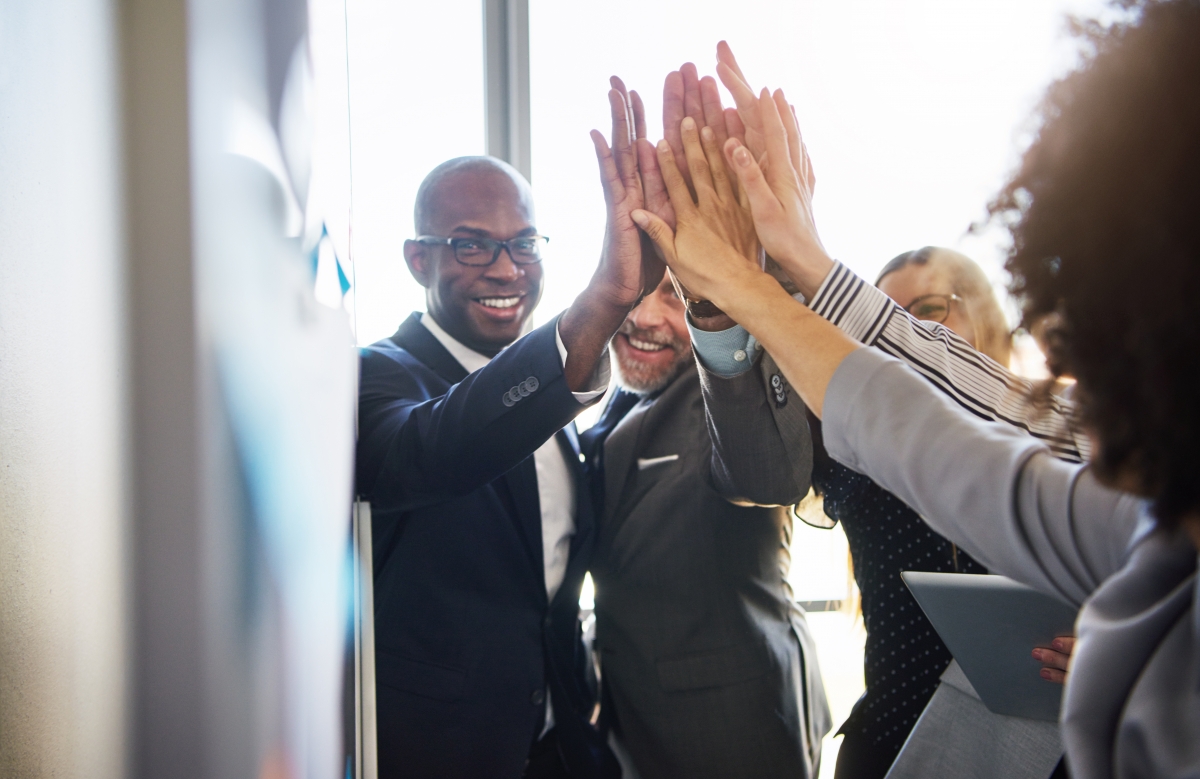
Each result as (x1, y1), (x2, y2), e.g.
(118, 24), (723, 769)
(0, 1), (128, 777)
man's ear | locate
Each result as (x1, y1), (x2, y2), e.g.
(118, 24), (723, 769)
(403, 239), (432, 289)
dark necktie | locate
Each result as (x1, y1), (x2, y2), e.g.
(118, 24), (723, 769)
(578, 389), (642, 515)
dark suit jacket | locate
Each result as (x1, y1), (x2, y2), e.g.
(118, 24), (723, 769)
(356, 312), (614, 779)
(580, 363), (831, 779)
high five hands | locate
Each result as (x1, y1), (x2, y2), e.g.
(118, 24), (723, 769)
(633, 43), (835, 310)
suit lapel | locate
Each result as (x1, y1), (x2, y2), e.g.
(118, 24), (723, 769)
(603, 396), (652, 517)
(391, 312), (547, 582)
(389, 312), (469, 384)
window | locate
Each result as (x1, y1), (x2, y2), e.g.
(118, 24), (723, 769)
(346, 0), (485, 346)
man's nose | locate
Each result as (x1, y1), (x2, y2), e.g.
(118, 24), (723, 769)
(482, 247), (523, 282)
(629, 293), (670, 329)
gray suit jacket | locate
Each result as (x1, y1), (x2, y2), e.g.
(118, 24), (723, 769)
(699, 350), (815, 508)
(589, 362), (830, 779)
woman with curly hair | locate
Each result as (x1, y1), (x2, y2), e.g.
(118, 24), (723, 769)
(633, 2), (1200, 775)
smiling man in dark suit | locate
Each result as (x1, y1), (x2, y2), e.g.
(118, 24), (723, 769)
(581, 271), (830, 779)
(355, 83), (660, 779)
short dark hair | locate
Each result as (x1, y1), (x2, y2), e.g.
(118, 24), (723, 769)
(991, 0), (1200, 525)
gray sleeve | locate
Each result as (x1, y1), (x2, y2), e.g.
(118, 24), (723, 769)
(821, 348), (1142, 607)
(698, 353), (814, 507)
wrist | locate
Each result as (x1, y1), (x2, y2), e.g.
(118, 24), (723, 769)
(772, 245), (835, 300)
(565, 285), (632, 335)
(688, 311), (738, 332)
(710, 268), (791, 325)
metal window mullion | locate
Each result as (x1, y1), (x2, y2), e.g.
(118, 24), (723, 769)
(483, 0), (531, 181)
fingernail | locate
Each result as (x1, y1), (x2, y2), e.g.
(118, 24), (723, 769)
(682, 116), (695, 131)
(1040, 669), (1052, 680)
(630, 210), (648, 227)
(1052, 639), (1064, 650)
(657, 140), (671, 152)
(1032, 649), (1042, 660)
(734, 146), (751, 166)
(701, 126), (714, 141)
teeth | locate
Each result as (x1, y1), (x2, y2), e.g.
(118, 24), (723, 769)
(628, 337), (667, 352)
(477, 296), (521, 309)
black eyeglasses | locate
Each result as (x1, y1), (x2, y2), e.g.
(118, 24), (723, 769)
(416, 234), (549, 267)
(905, 293), (962, 324)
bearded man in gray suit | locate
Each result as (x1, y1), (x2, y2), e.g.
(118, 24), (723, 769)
(580, 273), (830, 779)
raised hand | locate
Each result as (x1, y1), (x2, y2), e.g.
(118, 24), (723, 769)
(720, 86), (833, 299)
(587, 76), (666, 307)
(631, 115), (765, 309)
(715, 42), (768, 164)
(558, 76), (664, 391)
(662, 63), (745, 192)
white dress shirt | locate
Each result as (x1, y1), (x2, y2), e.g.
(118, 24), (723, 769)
(419, 312), (607, 736)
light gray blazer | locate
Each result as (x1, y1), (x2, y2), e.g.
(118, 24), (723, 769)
(821, 348), (1195, 779)
(590, 362), (830, 779)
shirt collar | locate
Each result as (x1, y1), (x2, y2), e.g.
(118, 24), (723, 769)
(419, 312), (492, 374)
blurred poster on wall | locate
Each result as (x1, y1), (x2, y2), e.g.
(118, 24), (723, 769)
(188, 0), (356, 776)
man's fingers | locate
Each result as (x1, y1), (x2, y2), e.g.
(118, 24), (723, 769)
(699, 76), (728, 148)
(655, 139), (698, 219)
(662, 70), (691, 189)
(680, 117), (716, 205)
(608, 86), (639, 190)
(590, 129), (621, 207)
(700, 125), (735, 204)
(630, 209), (677, 264)
(610, 76), (635, 142)
(724, 108), (747, 147)
(680, 62), (705, 126)
(638, 137), (676, 229)
(725, 138), (779, 221)
(1040, 667), (1067, 685)
(631, 90), (647, 140)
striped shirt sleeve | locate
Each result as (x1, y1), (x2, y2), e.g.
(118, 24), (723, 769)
(810, 261), (1090, 463)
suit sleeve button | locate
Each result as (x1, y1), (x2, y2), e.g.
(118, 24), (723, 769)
(530, 689), (545, 705)
(525, 376), (539, 392)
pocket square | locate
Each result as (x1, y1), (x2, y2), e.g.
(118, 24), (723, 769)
(637, 454), (680, 470)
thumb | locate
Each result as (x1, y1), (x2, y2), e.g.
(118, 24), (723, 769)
(725, 140), (780, 222)
(631, 209), (677, 263)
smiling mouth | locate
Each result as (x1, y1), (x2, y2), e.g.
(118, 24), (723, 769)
(625, 335), (670, 353)
(474, 296), (523, 310)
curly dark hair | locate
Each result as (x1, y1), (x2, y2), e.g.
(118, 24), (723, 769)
(991, 0), (1200, 526)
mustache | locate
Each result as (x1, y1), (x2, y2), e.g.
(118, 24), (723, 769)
(617, 321), (688, 351)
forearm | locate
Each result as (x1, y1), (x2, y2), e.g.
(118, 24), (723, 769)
(698, 358), (813, 505)
(358, 322), (590, 510)
(820, 348), (1141, 606)
(712, 269), (859, 419)
(558, 285), (630, 391)
(809, 262), (1091, 461)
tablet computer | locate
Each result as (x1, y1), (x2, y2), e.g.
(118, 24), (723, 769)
(901, 571), (1078, 722)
